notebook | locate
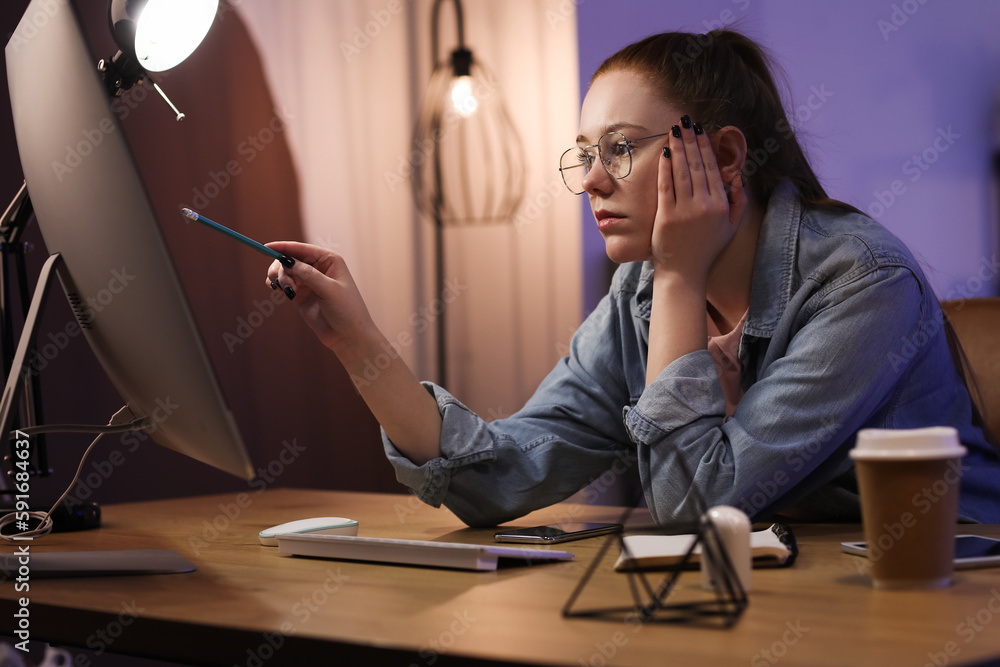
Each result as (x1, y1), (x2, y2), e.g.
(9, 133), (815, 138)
(277, 533), (574, 571)
(614, 523), (797, 571)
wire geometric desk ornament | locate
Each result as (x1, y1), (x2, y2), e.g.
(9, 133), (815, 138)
(562, 504), (748, 629)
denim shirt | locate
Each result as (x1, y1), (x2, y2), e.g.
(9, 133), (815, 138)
(384, 181), (1000, 528)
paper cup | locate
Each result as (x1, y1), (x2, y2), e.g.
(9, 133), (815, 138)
(850, 427), (966, 590)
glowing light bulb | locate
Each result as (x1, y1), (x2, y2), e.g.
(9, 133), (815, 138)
(134, 0), (219, 72)
(450, 76), (478, 118)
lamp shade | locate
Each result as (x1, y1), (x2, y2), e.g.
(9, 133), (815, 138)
(412, 3), (525, 226)
(110, 0), (218, 72)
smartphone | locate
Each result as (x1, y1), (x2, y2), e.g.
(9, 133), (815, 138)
(494, 522), (622, 544)
(840, 534), (1000, 568)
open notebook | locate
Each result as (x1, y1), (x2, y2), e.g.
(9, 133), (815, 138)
(614, 523), (797, 571)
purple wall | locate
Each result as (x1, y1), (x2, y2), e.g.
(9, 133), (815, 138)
(577, 0), (1000, 311)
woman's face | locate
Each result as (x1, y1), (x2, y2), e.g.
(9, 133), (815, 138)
(577, 70), (681, 263)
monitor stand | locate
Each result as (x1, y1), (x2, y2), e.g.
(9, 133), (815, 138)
(0, 251), (73, 437)
(0, 251), (103, 531)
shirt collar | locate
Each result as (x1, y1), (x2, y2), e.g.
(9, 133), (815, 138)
(744, 180), (800, 339)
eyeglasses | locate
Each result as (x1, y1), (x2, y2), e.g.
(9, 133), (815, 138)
(558, 130), (672, 195)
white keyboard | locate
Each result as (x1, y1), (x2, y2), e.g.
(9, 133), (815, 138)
(277, 533), (574, 571)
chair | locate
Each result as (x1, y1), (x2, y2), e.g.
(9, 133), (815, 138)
(940, 298), (1000, 442)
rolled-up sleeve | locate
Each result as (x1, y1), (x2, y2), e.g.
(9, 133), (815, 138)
(383, 385), (497, 509)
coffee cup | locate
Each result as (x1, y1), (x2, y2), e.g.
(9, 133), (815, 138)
(850, 427), (966, 590)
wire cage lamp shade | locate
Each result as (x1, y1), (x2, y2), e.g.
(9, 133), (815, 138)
(412, 0), (526, 227)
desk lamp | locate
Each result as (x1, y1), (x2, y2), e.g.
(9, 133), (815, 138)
(99, 0), (219, 120)
(412, 0), (525, 387)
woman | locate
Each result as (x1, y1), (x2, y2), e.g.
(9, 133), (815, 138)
(265, 29), (1000, 527)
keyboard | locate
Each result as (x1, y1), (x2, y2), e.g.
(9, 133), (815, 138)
(277, 533), (574, 571)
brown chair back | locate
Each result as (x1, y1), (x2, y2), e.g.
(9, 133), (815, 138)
(940, 298), (1000, 443)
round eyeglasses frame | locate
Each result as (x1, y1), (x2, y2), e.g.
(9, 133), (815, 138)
(558, 130), (673, 195)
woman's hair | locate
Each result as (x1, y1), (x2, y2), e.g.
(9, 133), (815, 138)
(593, 29), (859, 214)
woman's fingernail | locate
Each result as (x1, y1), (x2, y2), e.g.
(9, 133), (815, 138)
(680, 115), (691, 129)
(662, 146), (671, 159)
(693, 122), (704, 135)
(671, 125), (681, 138)
(270, 280), (280, 290)
(284, 286), (296, 300)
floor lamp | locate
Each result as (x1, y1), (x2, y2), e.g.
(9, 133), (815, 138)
(412, 0), (525, 387)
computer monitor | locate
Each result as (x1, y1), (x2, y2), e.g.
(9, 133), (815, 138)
(1, 0), (253, 479)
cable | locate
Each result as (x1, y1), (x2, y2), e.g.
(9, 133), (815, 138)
(7, 417), (151, 438)
(0, 405), (140, 542)
(0, 431), (106, 541)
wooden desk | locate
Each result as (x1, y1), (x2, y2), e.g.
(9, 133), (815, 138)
(2, 489), (1000, 666)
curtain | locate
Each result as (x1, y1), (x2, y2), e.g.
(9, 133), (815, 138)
(235, 0), (582, 418)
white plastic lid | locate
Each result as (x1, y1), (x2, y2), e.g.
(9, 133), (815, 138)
(849, 427), (967, 461)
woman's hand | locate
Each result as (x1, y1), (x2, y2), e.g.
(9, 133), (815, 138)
(642, 118), (750, 386)
(264, 241), (375, 354)
(651, 119), (748, 283)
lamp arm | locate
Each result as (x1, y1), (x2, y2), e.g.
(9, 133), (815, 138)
(97, 55), (185, 122)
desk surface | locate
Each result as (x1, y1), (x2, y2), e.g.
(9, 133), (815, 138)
(3, 489), (1000, 666)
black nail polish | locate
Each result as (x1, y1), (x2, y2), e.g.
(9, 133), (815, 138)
(284, 286), (296, 300)
(270, 280), (279, 290)
(693, 122), (704, 135)
(279, 256), (295, 269)
(662, 146), (671, 159)
(671, 125), (681, 138)
(680, 115), (691, 129)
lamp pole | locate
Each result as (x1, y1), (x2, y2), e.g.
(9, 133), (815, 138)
(414, 0), (526, 389)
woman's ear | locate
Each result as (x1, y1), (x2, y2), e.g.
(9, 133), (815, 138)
(713, 126), (747, 192)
